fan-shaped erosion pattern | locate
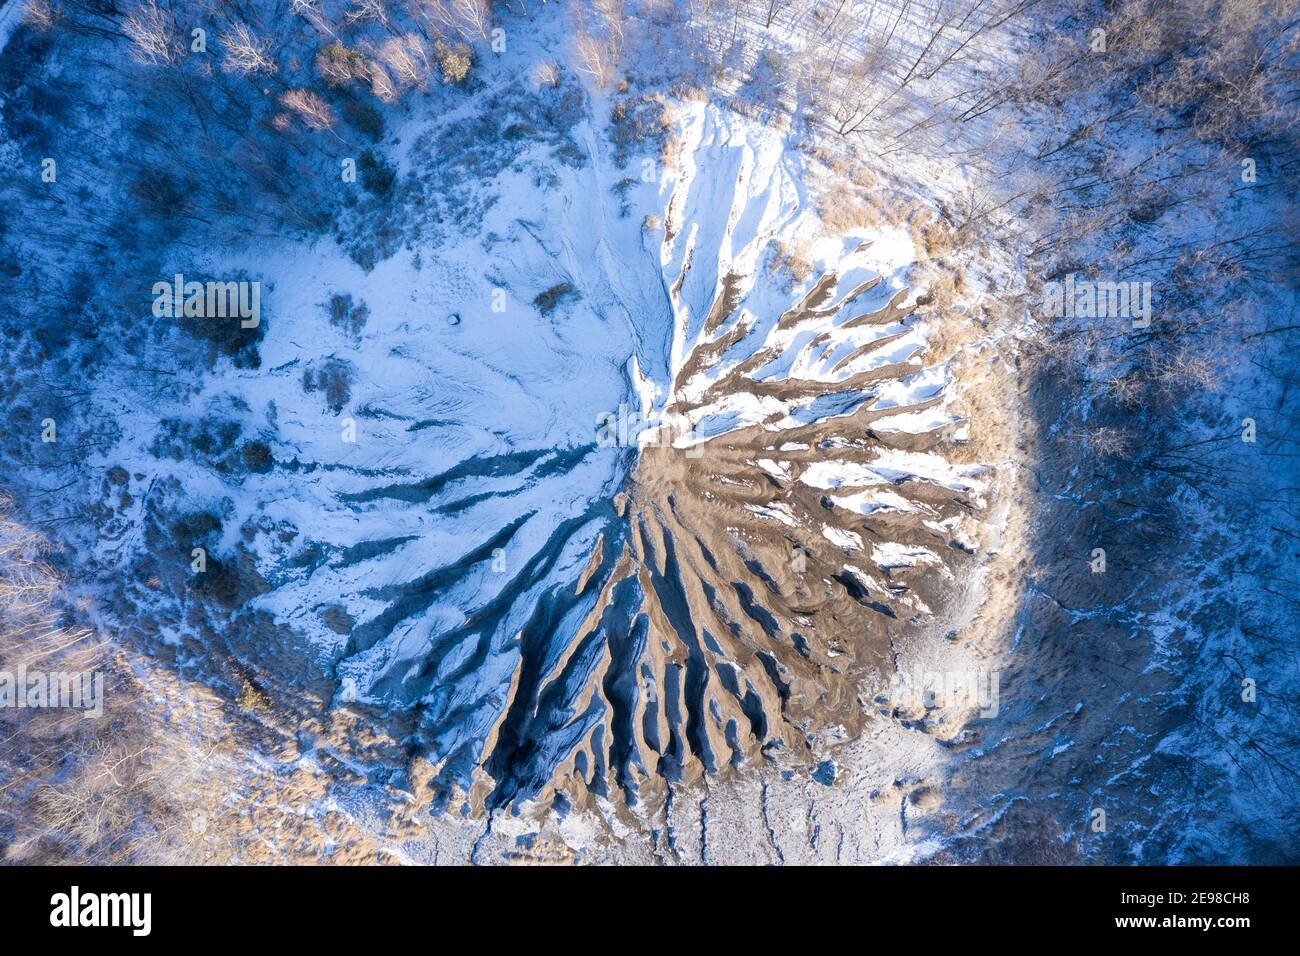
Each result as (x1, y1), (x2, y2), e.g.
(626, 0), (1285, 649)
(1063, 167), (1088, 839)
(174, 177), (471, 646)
(84, 101), (1000, 821)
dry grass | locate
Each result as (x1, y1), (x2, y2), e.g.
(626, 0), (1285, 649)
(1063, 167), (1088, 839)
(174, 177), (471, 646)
(913, 267), (966, 313)
(21, 0), (59, 29)
(807, 142), (878, 190)
(770, 238), (814, 286)
(923, 304), (979, 366)
(0, 497), (214, 863)
(0, 496), (403, 864)
(817, 182), (885, 235)
(915, 217), (959, 261)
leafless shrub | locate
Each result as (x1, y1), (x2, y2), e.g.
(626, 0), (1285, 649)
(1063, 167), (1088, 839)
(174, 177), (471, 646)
(315, 41), (369, 87)
(278, 89), (338, 131)
(302, 358), (354, 412)
(1153, 345), (1221, 394)
(609, 94), (670, 165)
(326, 293), (369, 338)
(434, 40), (472, 84)
(1105, 372), (1145, 407)
(1082, 426), (1133, 458)
(531, 61), (560, 88)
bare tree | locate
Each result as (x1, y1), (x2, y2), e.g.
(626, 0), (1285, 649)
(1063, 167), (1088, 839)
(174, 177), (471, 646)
(594, 0), (625, 50)
(368, 62), (399, 100)
(315, 41), (370, 86)
(449, 0), (492, 40)
(571, 0), (624, 87)
(378, 33), (432, 89)
(121, 0), (181, 66)
(572, 30), (616, 87)
(408, 0), (491, 41)
(345, 0), (390, 26)
(279, 89), (338, 131)
(289, 0), (337, 37)
(220, 23), (277, 76)
(531, 61), (560, 88)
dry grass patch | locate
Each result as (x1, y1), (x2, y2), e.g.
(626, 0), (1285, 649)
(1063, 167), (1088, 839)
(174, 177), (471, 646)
(770, 238), (814, 285)
(818, 182), (885, 235)
(0, 496), (408, 864)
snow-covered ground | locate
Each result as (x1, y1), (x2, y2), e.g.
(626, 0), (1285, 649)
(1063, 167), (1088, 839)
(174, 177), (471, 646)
(61, 62), (998, 822)
(2, 0), (1294, 864)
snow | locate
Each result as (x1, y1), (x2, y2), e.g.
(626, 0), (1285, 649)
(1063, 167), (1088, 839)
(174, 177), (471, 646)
(871, 541), (940, 570)
(0, 1), (27, 53)
(0, 0), (1026, 859)
(822, 526), (863, 551)
(654, 100), (948, 448)
(802, 452), (986, 495)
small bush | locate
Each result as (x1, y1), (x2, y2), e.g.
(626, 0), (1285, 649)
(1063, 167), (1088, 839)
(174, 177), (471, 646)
(609, 94), (669, 166)
(190, 554), (241, 608)
(342, 99), (385, 141)
(237, 679), (272, 713)
(770, 239), (813, 285)
(326, 293), (369, 338)
(302, 358), (353, 413)
(358, 149), (396, 196)
(170, 510), (222, 548)
(240, 441), (273, 474)
(533, 282), (578, 315)
(435, 41), (472, 85)
(178, 296), (266, 370)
